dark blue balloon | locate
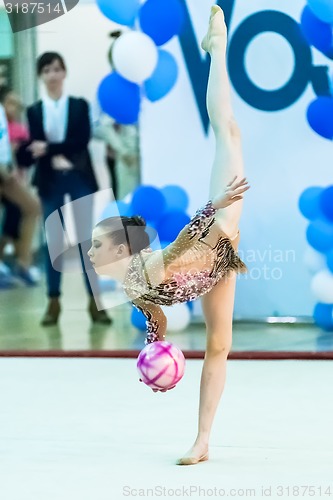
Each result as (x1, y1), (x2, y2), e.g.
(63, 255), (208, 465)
(327, 249), (333, 273)
(306, 219), (333, 252)
(97, 72), (140, 125)
(130, 186), (166, 222)
(131, 307), (146, 331)
(144, 50), (178, 102)
(186, 300), (194, 312)
(156, 211), (191, 242)
(96, 0), (140, 26)
(300, 6), (333, 57)
(161, 185), (189, 212)
(139, 0), (185, 46)
(320, 185), (333, 222)
(313, 302), (333, 331)
(307, 97), (333, 140)
(298, 186), (323, 220)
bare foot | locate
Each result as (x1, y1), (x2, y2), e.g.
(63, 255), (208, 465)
(201, 5), (227, 54)
(176, 440), (209, 466)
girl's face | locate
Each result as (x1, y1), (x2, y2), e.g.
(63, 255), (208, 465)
(88, 226), (127, 276)
(40, 59), (66, 91)
(4, 92), (23, 121)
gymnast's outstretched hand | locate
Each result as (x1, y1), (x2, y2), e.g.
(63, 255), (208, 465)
(212, 176), (250, 210)
(139, 378), (176, 393)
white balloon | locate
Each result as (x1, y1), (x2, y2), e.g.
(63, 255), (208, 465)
(311, 270), (333, 303)
(112, 31), (158, 84)
(162, 303), (191, 332)
(303, 246), (326, 274)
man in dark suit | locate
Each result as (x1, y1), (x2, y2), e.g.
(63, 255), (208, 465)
(18, 52), (112, 326)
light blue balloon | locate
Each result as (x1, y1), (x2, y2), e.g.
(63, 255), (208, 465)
(96, 0), (140, 26)
(161, 185), (189, 212)
(298, 186), (323, 220)
(144, 50), (178, 102)
(307, 0), (333, 24)
(97, 72), (140, 125)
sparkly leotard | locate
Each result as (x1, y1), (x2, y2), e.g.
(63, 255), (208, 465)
(123, 200), (247, 344)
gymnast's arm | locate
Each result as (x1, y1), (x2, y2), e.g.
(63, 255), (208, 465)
(133, 299), (176, 393)
(144, 176), (250, 274)
(132, 299), (167, 344)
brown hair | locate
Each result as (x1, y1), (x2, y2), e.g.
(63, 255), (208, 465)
(37, 52), (66, 75)
(96, 215), (150, 255)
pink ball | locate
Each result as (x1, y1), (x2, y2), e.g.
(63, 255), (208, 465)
(137, 341), (186, 390)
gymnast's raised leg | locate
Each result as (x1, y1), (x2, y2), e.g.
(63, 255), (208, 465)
(177, 5), (246, 465)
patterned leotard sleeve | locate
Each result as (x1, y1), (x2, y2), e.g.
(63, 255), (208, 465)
(132, 299), (167, 344)
(158, 200), (217, 267)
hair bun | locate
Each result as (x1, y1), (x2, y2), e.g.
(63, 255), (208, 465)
(132, 215), (146, 227)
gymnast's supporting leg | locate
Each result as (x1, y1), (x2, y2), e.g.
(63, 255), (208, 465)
(177, 6), (244, 465)
(204, 5), (245, 238)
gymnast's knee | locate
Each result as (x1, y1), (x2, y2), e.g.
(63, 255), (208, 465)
(205, 335), (232, 357)
(215, 116), (241, 141)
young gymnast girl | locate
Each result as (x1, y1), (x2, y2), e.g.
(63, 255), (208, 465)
(88, 5), (250, 465)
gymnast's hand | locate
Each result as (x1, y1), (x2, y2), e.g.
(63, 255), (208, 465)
(212, 176), (250, 209)
(139, 378), (176, 393)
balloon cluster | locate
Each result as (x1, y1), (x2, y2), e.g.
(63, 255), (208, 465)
(300, 0), (333, 139)
(100, 184), (193, 332)
(96, 0), (185, 124)
(299, 185), (333, 330)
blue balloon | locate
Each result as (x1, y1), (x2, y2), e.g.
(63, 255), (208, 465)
(327, 249), (333, 273)
(130, 186), (167, 222)
(186, 300), (194, 312)
(156, 211), (191, 241)
(144, 50), (178, 102)
(320, 185), (333, 222)
(307, 0), (333, 24)
(96, 0), (140, 26)
(100, 200), (131, 220)
(313, 303), (333, 331)
(306, 219), (333, 252)
(139, 0), (185, 46)
(161, 185), (189, 212)
(97, 72), (140, 125)
(298, 186), (323, 220)
(307, 96), (333, 140)
(300, 6), (333, 58)
(131, 307), (146, 331)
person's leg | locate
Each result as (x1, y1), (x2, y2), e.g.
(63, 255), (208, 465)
(41, 191), (65, 297)
(40, 185), (68, 325)
(0, 198), (22, 260)
(106, 155), (118, 199)
(203, 5), (245, 239)
(2, 174), (40, 268)
(177, 6), (243, 465)
(177, 270), (237, 465)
